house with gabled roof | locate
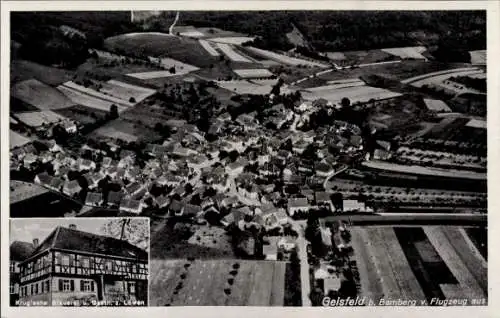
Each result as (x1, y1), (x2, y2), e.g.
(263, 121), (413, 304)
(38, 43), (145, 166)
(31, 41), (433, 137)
(16, 224), (148, 306)
(119, 199), (144, 215)
(85, 192), (103, 207)
(288, 197), (310, 216)
(62, 180), (82, 197)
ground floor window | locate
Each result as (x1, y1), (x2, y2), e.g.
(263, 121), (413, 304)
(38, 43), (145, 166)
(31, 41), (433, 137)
(80, 280), (94, 292)
(10, 283), (15, 294)
(59, 279), (74, 292)
(128, 282), (136, 294)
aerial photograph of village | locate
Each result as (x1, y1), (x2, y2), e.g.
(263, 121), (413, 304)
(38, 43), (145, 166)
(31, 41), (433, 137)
(9, 10), (487, 307)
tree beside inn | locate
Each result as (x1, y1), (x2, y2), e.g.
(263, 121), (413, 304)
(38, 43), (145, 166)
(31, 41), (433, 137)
(16, 224), (148, 306)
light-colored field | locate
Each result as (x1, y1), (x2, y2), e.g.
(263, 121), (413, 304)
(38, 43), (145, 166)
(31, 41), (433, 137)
(362, 160), (486, 180)
(245, 46), (329, 68)
(423, 98), (452, 112)
(324, 52), (347, 60)
(301, 85), (402, 105)
(61, 81), (134, 107)
(401, 67), (482, 85)
(216, 80), (274, 95)
(305, 81), (366, 91)
(424, 226), (486, 300)
(104, 80), (157, 102)
(466, 119), (486, 130)
(15, 111), (67, 128)
(248, 79), (280, 86)
(149, 260), (286, 306)
(128, 56), (199, 79)
(215, 43), (252, 63)
(467, 73), (486, 79)
(381, 46), (427, 60)
(152, 56), (200, 73)
(363, 227), (426, 301)
(127, 70), (184, 79)
(122, 32), (174, 38)
(469, 50), (486, 65)
(10, 130), (31, 149)
(198, 39), (220, 56)
(180, 30), (205, 38)
(57, 85), (128, 113)
(327, 78), (363, 84)
(351, 227), (426, 303)
(233, 68), (274, 78)
(94, 125), (138, 142)
(208, 37), (255, 45)
(11, 79), (76, 110)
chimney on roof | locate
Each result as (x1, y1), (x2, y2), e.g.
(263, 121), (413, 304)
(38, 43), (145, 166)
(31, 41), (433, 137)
(32, 238), (39, 247)
(69, 224), (77, 230)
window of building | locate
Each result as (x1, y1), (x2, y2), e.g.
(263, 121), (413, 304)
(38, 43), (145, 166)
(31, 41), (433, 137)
(41, 281), (44, 293)
(45, 280), (50, 293)
(105, 260), (113, 271)
(81, 280), (92, 292)
(60, 279), (72, 292)
(62, 255), (70, 266)
(81, 258), (90, 268)
(10, 261), (15, 272)
(30, 284), (33, 295)
(128, 282), (136, 294)
(35, 283), (39, 294)
(10, 284), (15, 294)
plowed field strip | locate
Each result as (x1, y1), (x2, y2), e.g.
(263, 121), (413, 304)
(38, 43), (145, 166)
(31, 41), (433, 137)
(424, 226), (485, 300)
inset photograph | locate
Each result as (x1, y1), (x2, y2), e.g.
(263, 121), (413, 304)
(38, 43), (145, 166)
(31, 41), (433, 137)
(10, 218), (149, 307)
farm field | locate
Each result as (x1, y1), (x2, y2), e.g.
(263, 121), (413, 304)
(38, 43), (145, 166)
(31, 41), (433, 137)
(208, 36), (255, 45)
(216, 80), (275, 95)
(215, 43), (252, 63)
(61, 81), (135, 106)
(423, 98), (452, 112)
(102, 79), (157, 102)
(10, 130), (31, 148)
(198, 39), (220, 56)
(469, 50), (486, 65)
(393, 227), (458, 302)
(233, 68), (274, 79)
(423, 226), (486, 299)
(381, 46), (427, 60)
(149, 259), (286, 306)
(15, 110), (67, 128)
(76, 58), (163, 81)
(300, 85), (402, 106)
(401, 67), (483, 85)
(298, 61), (471, 88)
(92, 121), (140, 143)
(54, 104), (108, 124)
(11, 59), (74, 86)
(179, 30), (205, 38)
(151, 56), (200, 73)
(340, 49), (399, 65)
(353, 227), (426, 302)
(57, 85), (128, 113)
(11, 79), (76, 110)
(104, 33), (217, 68)
(244, 46), (329, 68)
(304, 81), (365, 91)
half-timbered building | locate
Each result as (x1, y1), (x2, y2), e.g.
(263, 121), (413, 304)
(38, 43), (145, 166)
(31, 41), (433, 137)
(17, 224), (148, 306)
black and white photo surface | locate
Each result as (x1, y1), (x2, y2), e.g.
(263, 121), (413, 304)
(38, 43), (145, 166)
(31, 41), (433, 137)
(9, 218), (149, 307)
(8, 10), (487, 307)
